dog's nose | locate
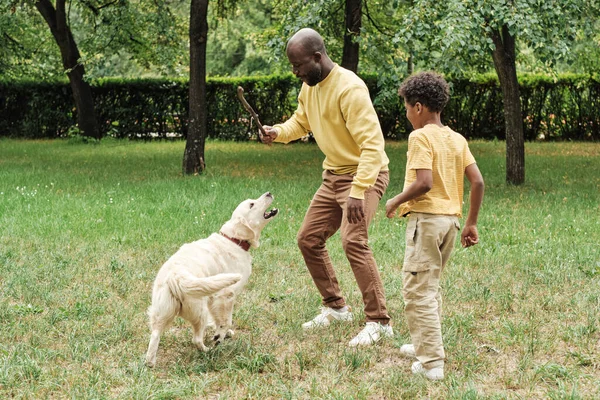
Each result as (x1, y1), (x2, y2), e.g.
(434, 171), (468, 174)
(266, 192), (272, 198)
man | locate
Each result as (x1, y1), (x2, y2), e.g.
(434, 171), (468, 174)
(261, 28), (392, 346)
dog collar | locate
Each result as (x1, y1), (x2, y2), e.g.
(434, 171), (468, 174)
(220, 232), (251, 251)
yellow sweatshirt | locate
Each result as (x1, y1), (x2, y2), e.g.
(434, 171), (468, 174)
(273, 64), (389, 199)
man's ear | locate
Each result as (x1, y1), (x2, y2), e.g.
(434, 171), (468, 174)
(313, 52), (322, 63)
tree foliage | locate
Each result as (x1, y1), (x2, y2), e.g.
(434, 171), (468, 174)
(394, 0), (600, 76)
(392, 0), (600, 184)
(0, 0), (187, 80)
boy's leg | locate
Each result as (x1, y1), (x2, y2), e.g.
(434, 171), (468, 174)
(297, 171), (345, 308)
(340, 171), (390, 324)
(403, 214), (458, 369)
(436, 217), (460, 319)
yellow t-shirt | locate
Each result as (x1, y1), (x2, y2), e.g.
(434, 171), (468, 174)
(398, 124), (476, 217)
(273, 64), (389, 199)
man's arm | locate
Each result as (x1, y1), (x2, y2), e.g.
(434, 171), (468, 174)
(461, 163), (484, 247)
(342, 85), (387, 201)
(261, 91), (310, 145)
(342, 85), (388, 224)
(385, 169), (433, 218)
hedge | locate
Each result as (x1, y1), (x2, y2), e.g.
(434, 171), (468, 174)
(0, 73), (598, 141)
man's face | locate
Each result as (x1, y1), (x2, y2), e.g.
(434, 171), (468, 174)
(287, 45), (322, 86)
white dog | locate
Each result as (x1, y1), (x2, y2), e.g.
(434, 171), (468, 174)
(145, 192), (278, 367)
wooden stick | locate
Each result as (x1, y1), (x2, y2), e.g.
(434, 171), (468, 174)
(237, 86), (268, 143)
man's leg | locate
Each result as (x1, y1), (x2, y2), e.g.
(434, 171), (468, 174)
(297, 171), (345, 308)
(339, 171), (390, 324)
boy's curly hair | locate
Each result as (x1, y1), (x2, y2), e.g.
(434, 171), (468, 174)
(398, 71), (450, 113)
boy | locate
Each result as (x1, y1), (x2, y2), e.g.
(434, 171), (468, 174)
(385, 71), (484, 380)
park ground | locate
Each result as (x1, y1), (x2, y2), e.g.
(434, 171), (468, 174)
(0, 139), (599, 399)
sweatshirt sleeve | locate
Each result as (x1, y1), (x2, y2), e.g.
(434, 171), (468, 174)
(341, 85), (388, 199)
(273, 89), (311, 144)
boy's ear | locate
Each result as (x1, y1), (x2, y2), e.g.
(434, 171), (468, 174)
(415, 102), (423, 113)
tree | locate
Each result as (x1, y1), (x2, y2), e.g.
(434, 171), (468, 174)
(183, 0), (209, 175)
(490, 23), (523, 184)
(35, 0), (99, 139)
(3, 1), (186, 137)
(396, 0), (600, 185)
(183, 0), (239, 175)
(341, 0), (361, 72)
(262, 0), (404, 74)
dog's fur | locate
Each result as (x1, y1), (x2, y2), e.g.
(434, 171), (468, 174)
(145, 192), (278, 367)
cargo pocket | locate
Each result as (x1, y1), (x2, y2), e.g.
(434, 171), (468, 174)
(402, 269), (431, 300)
(453, 219), (460, 231)
(405, 216), (417, 247)
(403, 216), (429, 272)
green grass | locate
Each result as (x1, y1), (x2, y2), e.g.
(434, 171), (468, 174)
(1, 138), (599, 399)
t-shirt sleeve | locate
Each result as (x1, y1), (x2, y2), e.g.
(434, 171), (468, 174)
(407, 131), (433, 170)
(463, 141), (476, 168)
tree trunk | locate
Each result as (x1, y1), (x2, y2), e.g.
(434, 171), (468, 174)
(490, 24), (525, 185)
(341, 0), (361, 73)
(35, 0), (99, 139)
(183, 0), (209, 175)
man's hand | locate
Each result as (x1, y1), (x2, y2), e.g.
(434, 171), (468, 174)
(261, 126), (278, 145)
(346, 197), (364, 224)
(461, 225), (479, 248)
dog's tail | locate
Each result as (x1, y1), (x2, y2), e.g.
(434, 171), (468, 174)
(166, 271), (241, 301)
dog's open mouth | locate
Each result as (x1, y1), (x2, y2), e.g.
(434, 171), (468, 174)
(264, 208), (278, 219)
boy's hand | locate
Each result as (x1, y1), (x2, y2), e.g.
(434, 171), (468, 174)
(385, 198), (398, 218)
(461, 225), (479, 247)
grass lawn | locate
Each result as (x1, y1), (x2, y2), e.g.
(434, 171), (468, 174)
(1, 138), (599, 399)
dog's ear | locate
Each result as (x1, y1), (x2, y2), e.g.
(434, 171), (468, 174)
(221, 215), (261, 248)
(238, 216), (261, 248)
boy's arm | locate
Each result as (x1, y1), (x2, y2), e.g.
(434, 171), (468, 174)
(461, 163), (485, 247)
(385, 169), (432, 218)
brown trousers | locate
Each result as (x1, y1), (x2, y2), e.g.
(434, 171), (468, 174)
(403, 212), (460, 369)
(297, 170), (390, 324)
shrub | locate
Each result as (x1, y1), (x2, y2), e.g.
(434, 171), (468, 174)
(1, 74), (598, 140)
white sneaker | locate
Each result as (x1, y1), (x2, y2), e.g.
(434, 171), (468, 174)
(399, 343), (416, 358)
(411, 361), (444, 380)
(302, 306), (353, 330)
(348, 322), (393, 347)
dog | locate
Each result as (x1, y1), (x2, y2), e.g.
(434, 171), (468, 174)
(145, 192), (278, 367)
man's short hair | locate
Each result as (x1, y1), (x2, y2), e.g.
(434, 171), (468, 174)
(398, 71), (450, 113)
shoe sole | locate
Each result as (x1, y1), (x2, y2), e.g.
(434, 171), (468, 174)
(348, 329), (394, 347)
(302, 314), (353, 330)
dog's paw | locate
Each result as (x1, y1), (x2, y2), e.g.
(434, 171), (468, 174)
(213, 329), (234, 344)
(213, 333), (224, 344)
(193, 340), (209, 352)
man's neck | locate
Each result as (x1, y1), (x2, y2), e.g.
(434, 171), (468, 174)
(319, 58), (335, 82)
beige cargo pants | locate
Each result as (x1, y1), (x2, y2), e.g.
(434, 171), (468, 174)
(403, 212), (460, 369)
